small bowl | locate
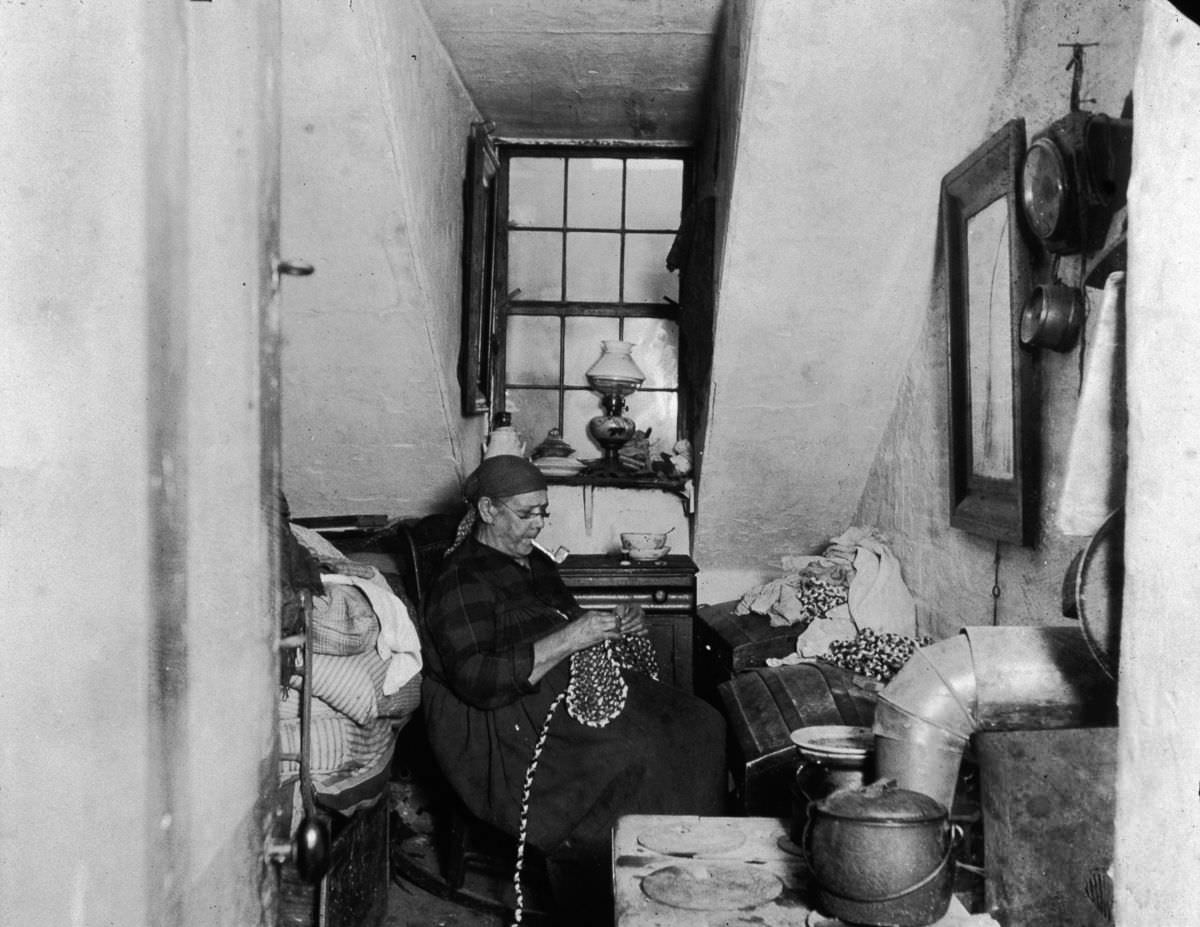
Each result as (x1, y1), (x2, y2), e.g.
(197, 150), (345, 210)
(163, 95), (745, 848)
(627, 546), (670, 562)
(621, 531), (669, 550)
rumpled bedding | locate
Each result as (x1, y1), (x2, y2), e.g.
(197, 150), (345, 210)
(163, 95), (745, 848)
(281, 523), (424, 813)
(289, 523), (423, 694)
(738, 526), (916, 638)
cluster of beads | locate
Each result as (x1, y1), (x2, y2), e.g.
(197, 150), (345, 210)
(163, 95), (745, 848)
(566, 636), (660, 727)
(821, 627), (934, 683)
(796, 573), (850, 624)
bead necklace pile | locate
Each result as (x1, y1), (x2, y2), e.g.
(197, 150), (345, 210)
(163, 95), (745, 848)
(510, 636), (660, 925)
(566, 635), (659, 727)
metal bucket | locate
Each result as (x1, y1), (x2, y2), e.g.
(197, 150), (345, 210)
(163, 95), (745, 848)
(789, 754), (873, 845)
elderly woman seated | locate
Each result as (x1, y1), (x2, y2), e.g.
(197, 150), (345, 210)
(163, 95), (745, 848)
(418, 455), (726, 924)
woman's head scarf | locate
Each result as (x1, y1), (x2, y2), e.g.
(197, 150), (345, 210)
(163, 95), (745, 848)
(449, 455), (547, 553)
(463, 454), (547, 503)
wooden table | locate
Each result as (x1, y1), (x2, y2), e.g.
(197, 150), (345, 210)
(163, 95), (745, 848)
(612, 814), (812, 926)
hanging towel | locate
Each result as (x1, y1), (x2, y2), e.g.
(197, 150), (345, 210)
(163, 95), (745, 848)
(1057, 271), (1127, 536)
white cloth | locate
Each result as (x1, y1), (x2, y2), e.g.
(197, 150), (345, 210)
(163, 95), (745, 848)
(320, 573), (422, 694)
(1057, 271), (1127, 536)
(827, 527), (917, 638)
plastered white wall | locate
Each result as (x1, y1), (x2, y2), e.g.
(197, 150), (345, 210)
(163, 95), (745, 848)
(1115, 3), (1200, 920)
(280, 0), (485, 518)
(538, 485), (691, 558)
(854, 0), (1143, 639)
(695, 0), (1010, 601)
(1, 3), (281, 924)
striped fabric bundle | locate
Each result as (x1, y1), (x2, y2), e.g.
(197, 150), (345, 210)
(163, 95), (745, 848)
(309, 584), (380, 655)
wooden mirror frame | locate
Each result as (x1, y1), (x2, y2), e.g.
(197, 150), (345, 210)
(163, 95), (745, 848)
(942, 119), (1038, 546)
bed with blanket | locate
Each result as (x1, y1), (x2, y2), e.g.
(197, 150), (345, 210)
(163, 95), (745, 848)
(274, 519), (422, 927)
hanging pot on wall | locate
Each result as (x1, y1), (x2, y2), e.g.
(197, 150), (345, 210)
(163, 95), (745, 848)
(803, 780), (959, 927)
(1020, 283), (1084, 352)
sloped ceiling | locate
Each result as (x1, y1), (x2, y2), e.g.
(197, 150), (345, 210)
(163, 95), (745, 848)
(421, 0), (726, 142)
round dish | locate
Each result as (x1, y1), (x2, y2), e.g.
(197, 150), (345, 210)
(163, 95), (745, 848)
(621, 531), (669, 549)
(789, 725), (874, 759)
(627, 546), (669, 561)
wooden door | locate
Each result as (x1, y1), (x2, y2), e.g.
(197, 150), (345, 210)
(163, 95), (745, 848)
(155, 3), (289, 924)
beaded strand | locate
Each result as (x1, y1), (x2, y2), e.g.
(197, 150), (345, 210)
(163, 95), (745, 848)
(509, 635), (660, 925)
(511, 687), (566, 926)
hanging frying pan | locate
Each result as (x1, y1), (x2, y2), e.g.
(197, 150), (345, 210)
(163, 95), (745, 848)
(1061, 508), (1124, 681)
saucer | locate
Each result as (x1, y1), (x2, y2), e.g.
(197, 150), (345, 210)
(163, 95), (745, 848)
(626, 546), (669, 561)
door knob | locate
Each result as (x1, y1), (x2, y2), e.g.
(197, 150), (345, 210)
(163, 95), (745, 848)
(265, 814), (330, 883)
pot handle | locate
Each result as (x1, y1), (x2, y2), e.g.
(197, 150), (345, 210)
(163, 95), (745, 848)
(805, 822), (963, 905)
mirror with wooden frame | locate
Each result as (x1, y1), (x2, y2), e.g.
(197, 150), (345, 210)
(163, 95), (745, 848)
(941, 119), (1037, 546)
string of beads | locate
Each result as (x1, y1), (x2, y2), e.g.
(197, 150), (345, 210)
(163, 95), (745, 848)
(510, 635), (660, 925)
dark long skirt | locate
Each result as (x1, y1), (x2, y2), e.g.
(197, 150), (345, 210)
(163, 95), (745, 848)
(422, 665), (727, 862)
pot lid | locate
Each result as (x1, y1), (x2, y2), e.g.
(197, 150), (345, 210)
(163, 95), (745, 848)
(815, 779), (946, 823)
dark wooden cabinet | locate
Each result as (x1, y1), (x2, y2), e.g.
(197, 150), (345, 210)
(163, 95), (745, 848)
(557, 554), (697, 693)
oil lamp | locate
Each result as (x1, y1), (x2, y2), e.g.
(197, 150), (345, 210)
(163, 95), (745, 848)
(584, 340), (644, 475)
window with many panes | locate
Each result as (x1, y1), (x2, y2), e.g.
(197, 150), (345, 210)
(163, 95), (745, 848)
(498, 149), (688, 471)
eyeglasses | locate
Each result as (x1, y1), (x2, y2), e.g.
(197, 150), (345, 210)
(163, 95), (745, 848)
(498, 501), (550, 522)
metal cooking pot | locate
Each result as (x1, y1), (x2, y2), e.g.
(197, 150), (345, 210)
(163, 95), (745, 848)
(803, 780), (958, 927)
(1019, 283), (1084, 352)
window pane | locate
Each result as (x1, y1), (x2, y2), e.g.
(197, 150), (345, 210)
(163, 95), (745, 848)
(567, 158), (623, 229)
(626, 391), (679, 452)
(626, 159), (683, 229)
(507, 388), (561, 458)
(623, 318), (678, 389)
(565, 389), (602, 462)
(506, 316), (561, 385)
(564, 316), (620, 386)
(623, 232), (677, 303)
(565, 231), (620, 301)
(509, 157), (564, 228)
(509, 230), (562, 300)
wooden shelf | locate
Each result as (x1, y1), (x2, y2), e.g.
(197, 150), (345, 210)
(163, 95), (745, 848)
(544, 471), (688, 492)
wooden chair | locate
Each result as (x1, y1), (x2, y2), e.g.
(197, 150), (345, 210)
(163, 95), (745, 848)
(376, 512), (551, 915)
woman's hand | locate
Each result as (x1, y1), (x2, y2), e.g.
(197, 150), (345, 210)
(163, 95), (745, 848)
(615, 603), (648, 637)
(572, 609), (624, 648)
(529, 609), (621, 686)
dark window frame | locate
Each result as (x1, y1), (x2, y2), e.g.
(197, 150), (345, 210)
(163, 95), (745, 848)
(493, 144), (695, 461)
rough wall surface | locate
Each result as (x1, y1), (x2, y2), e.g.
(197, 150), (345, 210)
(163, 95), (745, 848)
(855, 0), (1143, 639)
(1116, 2), (1200, 920)
(2, 3), (283, 924)
(694, 0), (1008, 602)
(281, 0), (484, 518)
